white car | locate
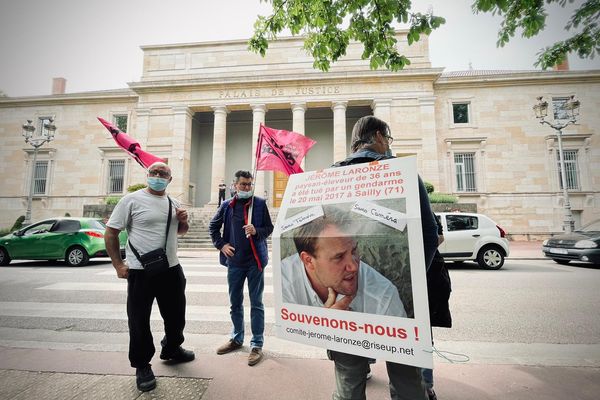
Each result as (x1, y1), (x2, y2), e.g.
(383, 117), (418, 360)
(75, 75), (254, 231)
(436, 212), (510, 270)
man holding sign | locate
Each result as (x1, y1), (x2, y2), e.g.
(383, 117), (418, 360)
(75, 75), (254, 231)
(327, 116), (439, 400)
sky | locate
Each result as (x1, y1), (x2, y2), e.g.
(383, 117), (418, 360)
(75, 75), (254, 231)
(0, 0), (598, 97)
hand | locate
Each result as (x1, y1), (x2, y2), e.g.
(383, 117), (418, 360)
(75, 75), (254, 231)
(243, 224), (256, 237)
(221, 243), (235, 258)
(176, 208), (188, 223)
(323, 288), (354, 310)
(114, 261), (129, 279)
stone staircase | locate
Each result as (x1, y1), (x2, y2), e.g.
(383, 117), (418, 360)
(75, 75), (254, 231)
(178, 205), (278, 250)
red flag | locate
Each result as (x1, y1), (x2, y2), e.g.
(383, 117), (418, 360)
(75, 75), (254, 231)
(97, 117), (165, 168)
(255, 124), (316, 175)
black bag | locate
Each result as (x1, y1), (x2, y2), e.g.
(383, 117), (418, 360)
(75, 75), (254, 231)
(129, 197), (172, 277)
(427, 250), (452, 328)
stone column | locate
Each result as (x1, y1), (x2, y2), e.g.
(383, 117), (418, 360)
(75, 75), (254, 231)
(210, 105), (228, 204)
(251, 104), (267, 201)
(371, 99), (392, 124)
(172, 106), (193, 205)
(332, 101), (348, 161)
(292, 102), (307, 168)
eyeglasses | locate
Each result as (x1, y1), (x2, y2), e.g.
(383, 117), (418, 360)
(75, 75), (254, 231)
(148, 170), (170, 178)
(237, 182), (253, 188)
(383, 134), (394, 145)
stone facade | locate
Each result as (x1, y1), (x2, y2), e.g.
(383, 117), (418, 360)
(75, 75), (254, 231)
(0, 32), (598, 237)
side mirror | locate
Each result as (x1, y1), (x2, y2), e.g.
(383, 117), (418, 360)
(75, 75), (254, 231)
(13, 230), (24, 237)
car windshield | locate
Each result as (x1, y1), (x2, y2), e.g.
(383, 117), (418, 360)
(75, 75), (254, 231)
(577, 220), (600, 234)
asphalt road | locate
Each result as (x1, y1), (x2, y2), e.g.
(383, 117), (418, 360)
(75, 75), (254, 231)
(0, 257), (598, 366)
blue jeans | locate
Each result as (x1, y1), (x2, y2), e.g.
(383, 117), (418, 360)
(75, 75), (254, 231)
(422, 368), (433, 389)
(226, 263), (264, 349)
(330, 351), (427, 400)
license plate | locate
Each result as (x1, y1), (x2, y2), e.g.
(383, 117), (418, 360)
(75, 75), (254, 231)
(549, 248), (568, 255)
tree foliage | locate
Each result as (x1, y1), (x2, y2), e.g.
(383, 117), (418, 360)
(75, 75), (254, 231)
(249, 0), (599, 71)
(473, 0), (600, 69)
(249, 0), (445, 71)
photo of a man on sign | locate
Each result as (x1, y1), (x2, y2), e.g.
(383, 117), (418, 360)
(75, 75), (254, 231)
(281, 205), (408, 318)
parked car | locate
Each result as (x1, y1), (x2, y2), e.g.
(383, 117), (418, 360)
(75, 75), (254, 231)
(542, 219), (600, 266)
(437, 212), (510, 270)
(0, 217), (127, 267)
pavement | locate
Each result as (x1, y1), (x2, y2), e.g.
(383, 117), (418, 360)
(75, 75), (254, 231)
(2, 240), (599, 400)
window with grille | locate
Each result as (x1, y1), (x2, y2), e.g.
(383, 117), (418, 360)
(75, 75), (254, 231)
(33, 160), (48, 195)
(108, 159), (125, 193)
(557, 150), (580, 190)
(454, 152), (477, 192)
(113, 114), (128, 132)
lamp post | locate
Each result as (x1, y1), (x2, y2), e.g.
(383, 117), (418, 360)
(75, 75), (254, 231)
(22, 118), (57, 225)
(533, 95), (580, 233)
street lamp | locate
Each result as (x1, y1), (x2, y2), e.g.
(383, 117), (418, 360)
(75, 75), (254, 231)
(22, 118), (57, 225)
(533, 95), (580, 233)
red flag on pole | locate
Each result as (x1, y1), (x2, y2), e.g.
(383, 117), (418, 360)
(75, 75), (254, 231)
(97, 117), (166, 168)
(255, 124), (316, 176)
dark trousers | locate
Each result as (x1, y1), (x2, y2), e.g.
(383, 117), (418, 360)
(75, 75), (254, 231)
(218, 190), (226, 205)
(126, 264), (187, 368)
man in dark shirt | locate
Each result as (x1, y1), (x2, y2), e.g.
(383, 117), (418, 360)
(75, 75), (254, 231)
(330, 115), (439, 400)
(208, 170), (273, 366)
(218, 179), (227, 206)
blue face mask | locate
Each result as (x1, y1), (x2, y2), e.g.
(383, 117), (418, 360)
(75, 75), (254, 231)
(147, 177), (169, 191)
(237, 190), (253, 199)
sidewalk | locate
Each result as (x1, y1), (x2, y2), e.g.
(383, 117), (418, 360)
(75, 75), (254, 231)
(0, 346), (598, 400)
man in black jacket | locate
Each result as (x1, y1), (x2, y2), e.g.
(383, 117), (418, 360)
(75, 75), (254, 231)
(330, 115), (439, 400)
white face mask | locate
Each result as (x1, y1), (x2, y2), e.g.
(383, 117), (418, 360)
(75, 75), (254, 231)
(237, 190), (252, 199)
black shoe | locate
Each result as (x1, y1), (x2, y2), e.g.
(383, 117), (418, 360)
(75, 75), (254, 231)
(160, 346), (195, 362)
(427, 388), (438, 400)
(136, 364), (156, 392)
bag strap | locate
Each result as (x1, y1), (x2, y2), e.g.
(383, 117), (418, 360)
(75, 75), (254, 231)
(129, 196), (172, 262)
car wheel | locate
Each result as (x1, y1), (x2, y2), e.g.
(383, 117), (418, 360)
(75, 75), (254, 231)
(0, 247), (11, 266)
(477, 245), (505, 270)
(65, 246), (89, 267)
(552, 259), (570, 265)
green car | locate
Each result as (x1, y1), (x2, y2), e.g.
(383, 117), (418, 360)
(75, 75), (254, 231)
(0, 217), (127, 267)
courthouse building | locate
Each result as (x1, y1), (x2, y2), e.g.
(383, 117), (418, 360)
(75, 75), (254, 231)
(0, 32), (599, 237)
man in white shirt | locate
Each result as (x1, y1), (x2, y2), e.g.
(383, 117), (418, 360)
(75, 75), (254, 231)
(281, 209), (406, 317)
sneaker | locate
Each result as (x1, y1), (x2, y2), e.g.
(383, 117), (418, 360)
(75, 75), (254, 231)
(426, 388), (438, 400)
(160, 346), (195, 363)
(135, 364), (156, 392)
(247, 347), (263, 366)
(216, 339), (242, 355)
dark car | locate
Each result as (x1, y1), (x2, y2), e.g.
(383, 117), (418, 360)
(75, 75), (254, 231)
(0, 217), (127, 267)
(542, 219), (600, 266)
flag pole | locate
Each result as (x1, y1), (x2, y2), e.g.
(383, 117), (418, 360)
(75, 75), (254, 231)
(246, 124), (263, 236)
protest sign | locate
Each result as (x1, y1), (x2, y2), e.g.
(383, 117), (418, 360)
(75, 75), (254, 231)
(272, 156), (432, 368)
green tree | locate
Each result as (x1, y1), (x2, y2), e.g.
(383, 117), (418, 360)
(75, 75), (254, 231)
(249, 0), (445, 71)
(249, 0), (599, 71)
(474, 0), (600, 69)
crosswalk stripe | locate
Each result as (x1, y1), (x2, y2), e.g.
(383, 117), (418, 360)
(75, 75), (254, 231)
(36, 282), (273, 293)
(0, 302), (276, 323)
(95, 270), (273, 277)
